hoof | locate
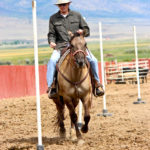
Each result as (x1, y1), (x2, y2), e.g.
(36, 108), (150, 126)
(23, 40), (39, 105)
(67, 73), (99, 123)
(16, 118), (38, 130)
(71, 136), (77, 141)
(81, 125), (88, 133)
(59, 128), (66, 138)
(70, 128), (77, 141)
(78, 139), (85, 145)
(59, 132), (66, 138)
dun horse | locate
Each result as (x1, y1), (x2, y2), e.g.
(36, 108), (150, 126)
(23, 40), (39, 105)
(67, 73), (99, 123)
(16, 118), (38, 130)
(52, 32), (92, 142)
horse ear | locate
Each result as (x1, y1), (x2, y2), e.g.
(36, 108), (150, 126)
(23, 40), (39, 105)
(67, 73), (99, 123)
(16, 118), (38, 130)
(68, 31), (74, 37)
(82, 29), (87, 37)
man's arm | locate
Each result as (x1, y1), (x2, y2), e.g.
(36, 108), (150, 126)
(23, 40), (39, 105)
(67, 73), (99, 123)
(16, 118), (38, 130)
(79, 14), (90, 37)
(47, 17), (56, 48)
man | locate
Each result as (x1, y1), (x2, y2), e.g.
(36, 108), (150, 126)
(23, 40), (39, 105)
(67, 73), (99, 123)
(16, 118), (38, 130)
(47, 0), (104, 98)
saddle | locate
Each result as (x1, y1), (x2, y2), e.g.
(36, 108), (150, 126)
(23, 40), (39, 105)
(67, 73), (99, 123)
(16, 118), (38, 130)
(49, 47), (70, 98)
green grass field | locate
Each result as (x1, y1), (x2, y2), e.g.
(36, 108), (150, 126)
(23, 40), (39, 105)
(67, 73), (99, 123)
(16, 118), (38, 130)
(0, 39), (150, 65)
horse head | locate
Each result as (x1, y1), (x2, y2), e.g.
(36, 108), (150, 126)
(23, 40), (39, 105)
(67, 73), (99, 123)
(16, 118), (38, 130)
(69, 31), (87, 68)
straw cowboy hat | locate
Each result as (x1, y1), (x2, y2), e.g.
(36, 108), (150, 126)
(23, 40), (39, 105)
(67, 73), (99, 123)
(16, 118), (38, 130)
(55, 0), (72, 5)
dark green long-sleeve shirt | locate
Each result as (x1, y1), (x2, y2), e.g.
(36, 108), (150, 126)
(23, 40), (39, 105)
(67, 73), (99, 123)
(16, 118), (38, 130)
(47, 10), (90, 50)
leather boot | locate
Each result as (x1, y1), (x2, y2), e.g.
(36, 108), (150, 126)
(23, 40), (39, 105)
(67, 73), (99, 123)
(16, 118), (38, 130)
(46, 81), (57, 99)
(47, 87), (57, 99)
(95, 81), (104, 97)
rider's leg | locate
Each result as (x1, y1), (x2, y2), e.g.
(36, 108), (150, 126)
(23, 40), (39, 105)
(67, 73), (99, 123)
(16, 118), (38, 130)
(86, 50), (104, 96)
(47, 50), (60, 98)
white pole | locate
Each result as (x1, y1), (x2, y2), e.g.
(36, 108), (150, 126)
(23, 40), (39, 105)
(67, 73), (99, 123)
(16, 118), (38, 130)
(104, 61), (107, 85)
(133, 26), (141, 98)
(78, 100), (82, 129)
(99, 22), (106, 109)
(98, 22), (112, 117)
(133, 26), (145, 104)
(32, 0), (44, 149)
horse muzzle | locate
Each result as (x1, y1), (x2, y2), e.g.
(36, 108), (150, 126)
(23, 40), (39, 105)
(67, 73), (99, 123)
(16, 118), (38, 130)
(76, 58), (86, 68)
(73, 49), (86, 68)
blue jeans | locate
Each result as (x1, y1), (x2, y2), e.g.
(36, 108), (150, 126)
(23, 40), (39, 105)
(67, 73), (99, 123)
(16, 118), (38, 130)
(47, 49), (100, 87)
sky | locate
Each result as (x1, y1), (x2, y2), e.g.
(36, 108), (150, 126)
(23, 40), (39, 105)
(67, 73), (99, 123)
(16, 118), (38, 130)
(0, 0), (150, 41)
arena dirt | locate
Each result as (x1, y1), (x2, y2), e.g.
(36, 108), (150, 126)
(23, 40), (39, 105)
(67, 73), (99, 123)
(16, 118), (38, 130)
(0, 76), (150, 150)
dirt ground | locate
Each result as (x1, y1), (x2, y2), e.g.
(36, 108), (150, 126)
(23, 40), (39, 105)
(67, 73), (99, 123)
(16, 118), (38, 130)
(0, 76), (150, 150)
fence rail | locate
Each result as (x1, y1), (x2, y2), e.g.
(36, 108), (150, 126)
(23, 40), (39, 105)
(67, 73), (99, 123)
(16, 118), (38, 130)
(105, 60), (149, 84)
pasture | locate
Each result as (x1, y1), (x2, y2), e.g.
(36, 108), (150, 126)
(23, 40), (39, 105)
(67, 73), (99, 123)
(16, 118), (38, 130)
(0, 39), (150, 65)
(0, 76), (150, 150)
(0, 46), (52, 65)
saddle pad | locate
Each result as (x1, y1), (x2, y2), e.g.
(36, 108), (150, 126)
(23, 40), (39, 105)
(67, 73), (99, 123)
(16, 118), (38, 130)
(57, 49), (70, 67)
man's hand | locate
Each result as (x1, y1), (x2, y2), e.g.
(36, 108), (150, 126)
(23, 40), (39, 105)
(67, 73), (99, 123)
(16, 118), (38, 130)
(50, 42), (56, 48)
(77, 29), (83, 35)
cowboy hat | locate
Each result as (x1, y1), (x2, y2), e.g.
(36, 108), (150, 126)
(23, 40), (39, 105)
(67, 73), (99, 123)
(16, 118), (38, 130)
(55, 0), (72, 5)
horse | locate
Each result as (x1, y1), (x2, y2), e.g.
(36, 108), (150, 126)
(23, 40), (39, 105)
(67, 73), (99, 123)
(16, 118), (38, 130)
(52, 32), (92, 143)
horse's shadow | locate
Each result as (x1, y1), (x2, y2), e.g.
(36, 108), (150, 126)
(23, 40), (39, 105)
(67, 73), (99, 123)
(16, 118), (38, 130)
(5, 136), (73, 146)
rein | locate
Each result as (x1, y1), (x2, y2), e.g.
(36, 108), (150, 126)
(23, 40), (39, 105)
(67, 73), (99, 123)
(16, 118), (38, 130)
(56, 51), (90, 86)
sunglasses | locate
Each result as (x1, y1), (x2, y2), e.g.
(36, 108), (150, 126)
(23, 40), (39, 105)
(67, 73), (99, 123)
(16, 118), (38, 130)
(58, 3), (67, 7)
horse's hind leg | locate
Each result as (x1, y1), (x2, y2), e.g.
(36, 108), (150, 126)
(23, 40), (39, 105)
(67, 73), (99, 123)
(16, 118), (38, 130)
(55, 96), (66, 138)
(81, 97), (91, 133)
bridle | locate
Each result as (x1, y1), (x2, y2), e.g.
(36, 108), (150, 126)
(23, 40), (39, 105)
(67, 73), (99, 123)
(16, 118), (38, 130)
(72, 49), (86, 57)
(56, 42), (90, 87)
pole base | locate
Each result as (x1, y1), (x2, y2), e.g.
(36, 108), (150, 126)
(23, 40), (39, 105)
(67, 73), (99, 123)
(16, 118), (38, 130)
(37, 145), (44, 150)
(97, 109), (112, 117)
(77, 122), (82, 129)
(133, 98), (145, 104)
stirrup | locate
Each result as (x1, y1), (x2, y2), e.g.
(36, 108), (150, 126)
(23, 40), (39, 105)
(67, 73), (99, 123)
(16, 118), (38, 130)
(47, 87), (57, 99)
(95, 87), (104, 97)
(94, 82), (104, 97)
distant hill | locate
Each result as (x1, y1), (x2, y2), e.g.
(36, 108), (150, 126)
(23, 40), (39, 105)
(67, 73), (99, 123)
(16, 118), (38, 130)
(0, 39), (48, 49)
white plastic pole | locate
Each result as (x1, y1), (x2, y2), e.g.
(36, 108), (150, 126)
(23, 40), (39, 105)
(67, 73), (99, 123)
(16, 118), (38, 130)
(98, 22), (112, 117)
(32, 0), (43, 148)
(133, 26), (145, 104)
(78, 100), (82, 129)
(133, 26), (141, 99)
(99, 22), (106, 110)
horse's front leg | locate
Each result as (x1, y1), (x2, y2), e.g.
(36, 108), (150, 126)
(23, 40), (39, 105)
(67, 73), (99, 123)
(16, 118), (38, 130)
(54, 96), (66, 138)
(70, 100), (78, 141)
(58, 111), (66, 138)
(81, 95), (91, 133)
(66, 101), (82, 139)
(70, 121), (76, 141)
